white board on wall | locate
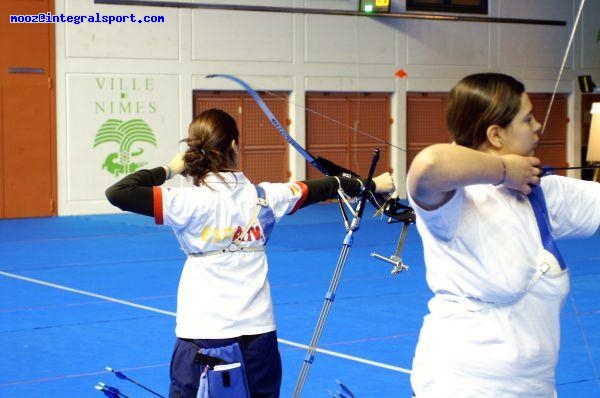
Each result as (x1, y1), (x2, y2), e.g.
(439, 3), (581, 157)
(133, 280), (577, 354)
(65, 73), (181, 208)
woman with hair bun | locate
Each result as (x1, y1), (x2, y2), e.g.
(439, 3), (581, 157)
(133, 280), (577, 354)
(106, 108), (395, 398)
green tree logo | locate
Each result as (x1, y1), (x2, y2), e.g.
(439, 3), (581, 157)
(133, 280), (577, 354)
(94, 118), (157, 177)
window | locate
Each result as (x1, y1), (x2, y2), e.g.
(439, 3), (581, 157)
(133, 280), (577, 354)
(406, 0), (487, 15)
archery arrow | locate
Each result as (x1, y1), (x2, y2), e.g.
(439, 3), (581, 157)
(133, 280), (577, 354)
(540, 165), (600, 176)
(106, 367), (166, 398)
(95, 382), (129, 398)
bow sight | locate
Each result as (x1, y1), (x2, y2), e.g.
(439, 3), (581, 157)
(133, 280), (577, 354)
(314, 153), (415, 275)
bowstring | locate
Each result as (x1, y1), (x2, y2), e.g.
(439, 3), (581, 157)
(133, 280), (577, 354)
(540, 0), (586, 135)
(263, 90), (405, 152)
(352, 11), (362, 174)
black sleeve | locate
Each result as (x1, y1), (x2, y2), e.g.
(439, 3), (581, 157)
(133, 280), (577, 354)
(105, 167), (167, 217)
(297, 176), (374, 209)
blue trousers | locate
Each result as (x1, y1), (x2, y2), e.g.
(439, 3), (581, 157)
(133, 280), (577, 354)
(169, 331), (282, 398)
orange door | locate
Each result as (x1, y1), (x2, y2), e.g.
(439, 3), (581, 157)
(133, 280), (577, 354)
(406, 93), (451, 168)
(0, 0), (56, 218)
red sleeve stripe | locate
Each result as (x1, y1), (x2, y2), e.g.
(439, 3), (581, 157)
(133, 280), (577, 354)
(153, 186), (164, 225)
(289, 181), (309, 214)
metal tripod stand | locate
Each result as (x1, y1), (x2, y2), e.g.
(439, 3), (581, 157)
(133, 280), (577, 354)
(292, 149), (380, 398)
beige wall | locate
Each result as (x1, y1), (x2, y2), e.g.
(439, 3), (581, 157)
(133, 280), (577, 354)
(55, 0), (600, 215)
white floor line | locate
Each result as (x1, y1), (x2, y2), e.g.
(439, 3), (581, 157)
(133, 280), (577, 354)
(0, 270), (411, 375)
(277, 337), (411, 374)
(0, 270), (176, 316)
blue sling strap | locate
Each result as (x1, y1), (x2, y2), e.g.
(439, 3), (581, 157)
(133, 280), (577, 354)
(528, 185), (566, 270)
(187, 185), (274, 257)
(255, 185), (275, 244)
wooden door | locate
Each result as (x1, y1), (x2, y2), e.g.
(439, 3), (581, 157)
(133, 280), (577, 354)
(305, 93), (392, 180)
(406, 93), (451, 167)
(0, 0), (56, 218)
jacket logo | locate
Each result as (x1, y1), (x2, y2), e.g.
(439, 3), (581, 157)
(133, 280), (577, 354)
(200, 225), (262, 242)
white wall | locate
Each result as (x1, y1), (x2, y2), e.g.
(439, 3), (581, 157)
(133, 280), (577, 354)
(55, 0), (600, 215)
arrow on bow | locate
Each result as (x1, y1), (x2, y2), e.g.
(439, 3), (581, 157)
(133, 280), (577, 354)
(540, 165), (600, 177)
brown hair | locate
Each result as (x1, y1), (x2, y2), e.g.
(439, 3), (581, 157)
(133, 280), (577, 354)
(446, 73), (525, 149)
(182, 108), (239, 186)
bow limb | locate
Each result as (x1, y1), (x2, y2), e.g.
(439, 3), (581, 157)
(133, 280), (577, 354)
(205, 74), (375, 179)
(205, 74), (330, 175)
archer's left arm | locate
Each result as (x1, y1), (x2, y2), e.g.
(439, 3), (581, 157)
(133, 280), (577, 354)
(105, 167), (167, 217)
(105, 153), (185, 217)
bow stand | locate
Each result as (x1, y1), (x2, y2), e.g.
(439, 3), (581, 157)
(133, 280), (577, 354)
(292, 149), (381, 398)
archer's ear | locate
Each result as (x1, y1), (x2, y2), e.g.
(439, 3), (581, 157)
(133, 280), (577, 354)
(486, 125), (503, 150)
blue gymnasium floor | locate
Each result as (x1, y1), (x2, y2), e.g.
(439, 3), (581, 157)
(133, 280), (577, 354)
(1, 203), (600, 397)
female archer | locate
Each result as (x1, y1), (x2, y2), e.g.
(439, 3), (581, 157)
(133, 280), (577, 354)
(407, 72), (600, 397)
(106, 108), (395, 398)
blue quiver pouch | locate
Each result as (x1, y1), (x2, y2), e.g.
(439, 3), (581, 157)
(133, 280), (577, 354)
(196, 342), (250, 398)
